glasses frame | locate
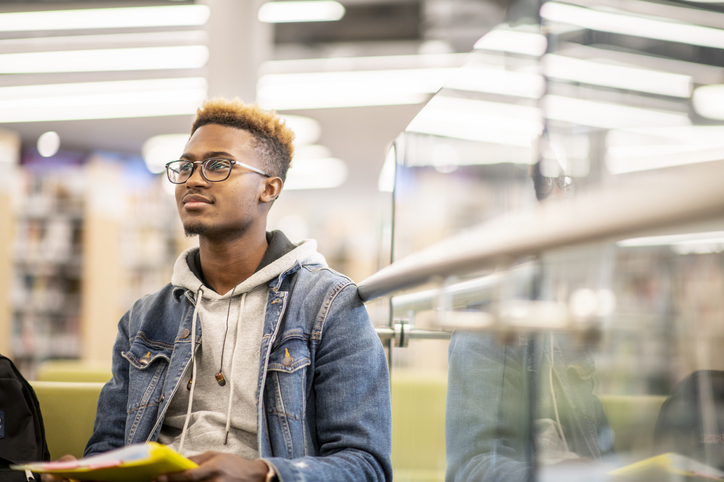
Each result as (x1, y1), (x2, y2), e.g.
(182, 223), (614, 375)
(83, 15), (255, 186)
(165, 157), (271, 184)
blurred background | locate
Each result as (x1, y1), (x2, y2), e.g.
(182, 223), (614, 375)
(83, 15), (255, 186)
(5, 0), (724, 480)
(0, 0), (495, 368)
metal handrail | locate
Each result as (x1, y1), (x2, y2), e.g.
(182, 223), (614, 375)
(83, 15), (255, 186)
(359, 160), (724, 302)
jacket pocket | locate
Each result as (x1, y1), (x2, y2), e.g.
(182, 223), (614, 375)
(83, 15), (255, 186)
(265, 333), (311, 457)
(122, 335), (172, 413)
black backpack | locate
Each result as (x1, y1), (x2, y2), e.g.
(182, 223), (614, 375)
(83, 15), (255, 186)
(0, 354), (50, 481)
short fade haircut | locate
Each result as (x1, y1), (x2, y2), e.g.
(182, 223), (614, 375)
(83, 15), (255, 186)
(190, 97), (295, 182)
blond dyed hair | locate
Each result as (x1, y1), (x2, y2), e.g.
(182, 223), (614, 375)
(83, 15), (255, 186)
(191, 98), (295, 181)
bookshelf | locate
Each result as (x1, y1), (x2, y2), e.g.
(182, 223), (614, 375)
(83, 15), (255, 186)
(2, 151), (182, 375)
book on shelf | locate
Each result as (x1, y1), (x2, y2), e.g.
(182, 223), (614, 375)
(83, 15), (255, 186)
(11, 441), (196, 482)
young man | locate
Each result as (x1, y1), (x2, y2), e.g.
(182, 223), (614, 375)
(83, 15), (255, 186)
(83, 98), (392, 481)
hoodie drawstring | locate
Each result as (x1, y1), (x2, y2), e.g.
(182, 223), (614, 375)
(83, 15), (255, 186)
(224, 292), (247, 444)
(179, 286), (203, 453)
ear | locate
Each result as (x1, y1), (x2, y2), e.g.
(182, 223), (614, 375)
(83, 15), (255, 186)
(260, 177), (283, 204)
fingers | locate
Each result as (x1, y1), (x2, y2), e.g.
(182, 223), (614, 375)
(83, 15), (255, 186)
(188, 451), (221, 465)
(40, 455), (79, 482)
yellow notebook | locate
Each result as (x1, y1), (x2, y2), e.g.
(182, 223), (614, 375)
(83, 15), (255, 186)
(11, 442), (197, 482)
(609, 453), (724, 480)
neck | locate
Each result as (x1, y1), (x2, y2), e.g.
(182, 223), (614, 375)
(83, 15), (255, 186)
(198, 227), (268, 295)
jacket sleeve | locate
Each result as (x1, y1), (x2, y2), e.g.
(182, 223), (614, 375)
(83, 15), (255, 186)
(84, 309), (133, 457)
(445, 331), (532, 482)
(264, 283), (393, 482)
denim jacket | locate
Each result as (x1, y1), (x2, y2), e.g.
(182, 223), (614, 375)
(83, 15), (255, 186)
(85, 260), (393, 482)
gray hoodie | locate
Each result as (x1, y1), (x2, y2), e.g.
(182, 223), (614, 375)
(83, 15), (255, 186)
(157, 234), (327, 458)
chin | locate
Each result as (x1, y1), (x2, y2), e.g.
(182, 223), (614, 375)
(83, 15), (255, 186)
(183, 223), (208, 237)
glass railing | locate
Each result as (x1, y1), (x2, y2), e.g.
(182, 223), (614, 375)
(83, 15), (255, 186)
(365, 0), (724, 479)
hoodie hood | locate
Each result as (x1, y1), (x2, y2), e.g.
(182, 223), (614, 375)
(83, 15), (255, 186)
(171, 237), (327, 301)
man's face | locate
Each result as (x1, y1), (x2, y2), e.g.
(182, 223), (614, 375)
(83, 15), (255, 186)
(175, 123), (269, 239)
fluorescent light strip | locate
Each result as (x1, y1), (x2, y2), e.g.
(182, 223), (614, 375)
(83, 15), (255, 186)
(260, 53), (468, 75)
(258, 1), (345, 23)
(257, 68), (456, 110)
(474, 28), (548, 56)
(605, 126), (724, 174)
(693, 84), (724, 120)
(0, 78), (207, 123)
(541, 2), (724, 50)
(544, 54), (692, 98)
(544, 95), (691, 129)
(407, 97), (542, 148)
(0, 46), (209, 74)
(554, 43), (724, 86)
(0, 5), (210, 32)
(0, 30), (208, 51)
(445, 66), (545, 99)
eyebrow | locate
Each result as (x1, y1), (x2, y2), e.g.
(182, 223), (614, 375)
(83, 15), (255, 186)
(180, 151), (235, 161)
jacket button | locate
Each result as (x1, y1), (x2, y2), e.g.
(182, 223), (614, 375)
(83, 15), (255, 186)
(180, 329), (190, 339)
(139, 351), (151, 366)
(282, 348), (293, 367)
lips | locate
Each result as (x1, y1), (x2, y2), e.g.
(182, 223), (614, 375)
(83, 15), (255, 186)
(183, 193), (213, 205)
(182, 193), (213, 211)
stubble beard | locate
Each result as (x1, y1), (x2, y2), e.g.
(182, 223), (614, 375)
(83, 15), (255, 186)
(183, 222), (208, 237)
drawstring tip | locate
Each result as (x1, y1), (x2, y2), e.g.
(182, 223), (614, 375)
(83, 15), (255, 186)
(215, 372), (226, 386)
(224, 431), (229, 445)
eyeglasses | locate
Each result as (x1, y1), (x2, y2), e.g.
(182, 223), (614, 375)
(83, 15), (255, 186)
(165, 157), (271, 184)
(539, 174), (574, 195)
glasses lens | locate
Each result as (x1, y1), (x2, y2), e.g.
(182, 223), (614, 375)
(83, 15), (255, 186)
(167, 161), (193, 184)
(203, 159), (233, 181)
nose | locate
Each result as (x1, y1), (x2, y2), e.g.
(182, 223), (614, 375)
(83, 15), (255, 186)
(185, 162), (209, 187)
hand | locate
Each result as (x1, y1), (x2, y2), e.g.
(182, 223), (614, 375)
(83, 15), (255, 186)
(40, 455), (78, 482)
(157, 452), (269, 482)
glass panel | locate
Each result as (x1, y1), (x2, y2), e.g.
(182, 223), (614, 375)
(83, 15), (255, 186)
(384, 0), (724, 479)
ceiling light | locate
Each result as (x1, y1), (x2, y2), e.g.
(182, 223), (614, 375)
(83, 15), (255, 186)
(37, 131), (60, 157)
(543, 95), (691, 129)
(142, 134), (189, 174)
(0, 78), (207, 123)
(553, 43), (724, 86)
(406, 96), (542, 149)
(258, 1), (345, 23)
(474, 28), (547, 56)
(606, 126), (724, 174)
(693, 85), (724, 120)
(445, 65), (544, 99)
(279, 115), (321, 145)
(541, 2), (724, 50)
(0, 46), (209, 74)
(544, 54), (692, 98)
(284, 157), (348, 190)
(0, 5), (210, 32)
(260, 53), (467, 75)
(257, 68), (456, 110)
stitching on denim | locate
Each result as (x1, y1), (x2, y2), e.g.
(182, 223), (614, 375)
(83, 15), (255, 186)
(312, 280), (354, 341)
(134, 332), (175, 350)
(126, 399), (161, 414)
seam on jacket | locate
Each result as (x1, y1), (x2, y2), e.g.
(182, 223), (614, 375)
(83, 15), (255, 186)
(130, 332), (175, 350)
(312, 279), (355, 341)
